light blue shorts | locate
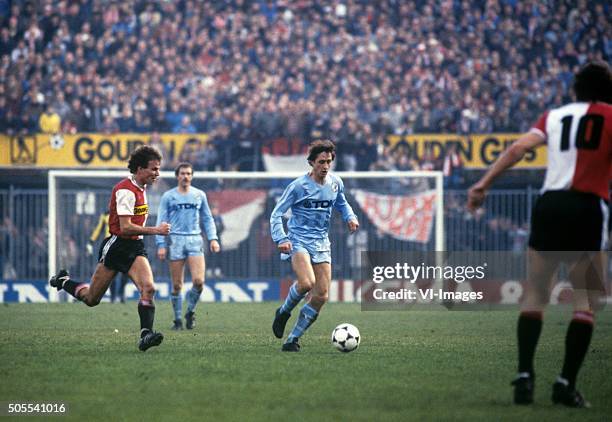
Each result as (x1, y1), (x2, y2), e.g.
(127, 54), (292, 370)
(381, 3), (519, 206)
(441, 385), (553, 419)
(168, 235), (204, 261)
(281, 235), (331, 264)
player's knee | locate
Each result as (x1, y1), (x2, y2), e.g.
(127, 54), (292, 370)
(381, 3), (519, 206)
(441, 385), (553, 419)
(192, 278), (204, 291)
(141, 283), (156, 299)
(297, 278), (315, 292)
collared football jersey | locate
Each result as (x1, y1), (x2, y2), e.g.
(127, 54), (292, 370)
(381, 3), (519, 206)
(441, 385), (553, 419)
(155, 186), (218, 248)
(270, 172), (356, 243)
(108, 177), (148, 239)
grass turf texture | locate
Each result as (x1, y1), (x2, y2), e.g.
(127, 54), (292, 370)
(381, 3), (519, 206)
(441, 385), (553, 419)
(1, 303), (610, 421)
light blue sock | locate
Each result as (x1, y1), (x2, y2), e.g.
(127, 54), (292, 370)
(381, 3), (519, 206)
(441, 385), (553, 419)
(186, 286), (202, 313)
(280, 283), (306, 314)
(286, 303), (318, 342)
(171, 294), (182, 321)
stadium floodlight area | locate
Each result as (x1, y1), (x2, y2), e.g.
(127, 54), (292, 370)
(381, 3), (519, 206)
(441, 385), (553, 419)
(48, 170), (444, 301)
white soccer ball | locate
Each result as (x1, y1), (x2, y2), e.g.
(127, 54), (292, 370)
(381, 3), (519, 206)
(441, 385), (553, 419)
(331, 323), (360, 353)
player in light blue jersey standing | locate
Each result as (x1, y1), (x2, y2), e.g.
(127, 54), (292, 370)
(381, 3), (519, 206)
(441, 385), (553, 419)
(156, 162), (221, 330)
(270, 140), (359, 351)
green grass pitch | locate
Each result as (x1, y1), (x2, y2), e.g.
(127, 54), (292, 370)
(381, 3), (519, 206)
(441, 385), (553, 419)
(1, 302), (610, 421)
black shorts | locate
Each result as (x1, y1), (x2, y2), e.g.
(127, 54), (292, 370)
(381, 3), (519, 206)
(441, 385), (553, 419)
(98, 235), (148, 273)
(529, 190), (609, 251)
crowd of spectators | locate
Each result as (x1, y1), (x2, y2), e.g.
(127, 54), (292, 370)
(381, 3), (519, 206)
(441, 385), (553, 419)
(0, 0), (610, 170)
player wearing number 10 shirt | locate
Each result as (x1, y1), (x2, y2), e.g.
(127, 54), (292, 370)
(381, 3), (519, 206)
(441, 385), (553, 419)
(468, 61), (612, 408)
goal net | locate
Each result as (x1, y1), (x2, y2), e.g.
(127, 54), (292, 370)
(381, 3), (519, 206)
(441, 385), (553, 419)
(48, 170), (444, 301)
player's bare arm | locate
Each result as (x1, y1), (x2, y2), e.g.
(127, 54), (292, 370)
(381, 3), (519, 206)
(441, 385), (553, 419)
(119, 215), (171, 236)
(467, 132), (546, 212)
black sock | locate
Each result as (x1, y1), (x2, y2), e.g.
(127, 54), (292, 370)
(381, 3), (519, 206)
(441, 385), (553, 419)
(517, 311), (543, 376)
(561, 312), (594, 389)
(138, 299), (155, 335)
(62, 280), (83, 299)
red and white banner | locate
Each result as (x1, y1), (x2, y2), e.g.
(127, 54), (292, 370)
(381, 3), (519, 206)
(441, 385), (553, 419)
(261, 138), (310, 172)
(207, 190), (267, 250)
(352, 189), (436, 243)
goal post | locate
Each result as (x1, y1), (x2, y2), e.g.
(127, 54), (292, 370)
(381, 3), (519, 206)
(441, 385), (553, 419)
(48, 170), (444, 299)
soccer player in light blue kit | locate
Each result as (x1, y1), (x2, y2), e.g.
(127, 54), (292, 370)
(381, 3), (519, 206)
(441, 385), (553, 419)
(156, 162), (221, 330)
(271, 140), (359, 351)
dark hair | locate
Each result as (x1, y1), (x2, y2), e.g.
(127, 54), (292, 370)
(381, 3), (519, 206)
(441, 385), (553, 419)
(307, 139), (336, 163)
(127, 145), (162, 173)
(174, 162), (193, 176)
(573, 61), (612, 104)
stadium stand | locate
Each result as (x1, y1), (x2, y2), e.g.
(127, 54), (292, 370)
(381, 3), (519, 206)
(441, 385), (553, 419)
(1, 0), (610, 172)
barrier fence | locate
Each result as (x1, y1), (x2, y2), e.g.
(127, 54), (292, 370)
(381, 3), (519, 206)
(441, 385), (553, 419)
(0, 187), (537, 282)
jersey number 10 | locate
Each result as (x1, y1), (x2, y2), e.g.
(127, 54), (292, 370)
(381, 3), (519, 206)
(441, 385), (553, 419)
(560, 113), (604, 151)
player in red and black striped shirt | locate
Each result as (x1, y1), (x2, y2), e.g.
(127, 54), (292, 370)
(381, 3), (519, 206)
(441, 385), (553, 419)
(468, 61), (612, 408)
